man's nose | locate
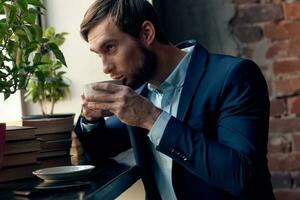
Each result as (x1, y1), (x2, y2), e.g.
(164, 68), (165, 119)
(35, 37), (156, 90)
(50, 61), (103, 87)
(101, 57), (114, 74)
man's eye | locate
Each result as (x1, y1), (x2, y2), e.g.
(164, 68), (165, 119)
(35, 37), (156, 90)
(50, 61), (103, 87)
(106, 44), (116, 52)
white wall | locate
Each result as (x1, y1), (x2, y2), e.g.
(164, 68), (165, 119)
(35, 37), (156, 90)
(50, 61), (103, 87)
(22, 0), (110, 120)
(0, 92), (22, 123)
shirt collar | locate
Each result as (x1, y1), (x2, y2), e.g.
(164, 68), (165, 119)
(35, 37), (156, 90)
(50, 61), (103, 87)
(147, 45), (194, 94)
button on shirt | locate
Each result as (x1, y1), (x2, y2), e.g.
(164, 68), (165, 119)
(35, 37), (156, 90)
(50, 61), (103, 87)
(147, 46), (193, 200)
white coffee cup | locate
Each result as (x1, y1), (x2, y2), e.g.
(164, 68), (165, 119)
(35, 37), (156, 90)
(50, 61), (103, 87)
(83, 80), (123, 97)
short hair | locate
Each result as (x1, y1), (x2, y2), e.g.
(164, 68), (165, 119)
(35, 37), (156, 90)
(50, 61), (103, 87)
(80, 0), (168, 44)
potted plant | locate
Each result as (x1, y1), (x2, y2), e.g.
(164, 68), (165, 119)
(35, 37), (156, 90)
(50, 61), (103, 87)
(0, 0), (69, 169)
(24, 26), (70, 116)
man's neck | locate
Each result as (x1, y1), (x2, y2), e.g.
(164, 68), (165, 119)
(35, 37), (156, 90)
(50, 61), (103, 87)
(149, 43), (186, 87)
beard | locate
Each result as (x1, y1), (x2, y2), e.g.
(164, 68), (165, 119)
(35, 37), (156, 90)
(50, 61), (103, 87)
(124, 43), (157, 90)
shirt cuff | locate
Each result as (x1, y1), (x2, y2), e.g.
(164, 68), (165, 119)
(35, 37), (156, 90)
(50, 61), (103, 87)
(148, 111), (172, 146)
(80, 117), (99, 133)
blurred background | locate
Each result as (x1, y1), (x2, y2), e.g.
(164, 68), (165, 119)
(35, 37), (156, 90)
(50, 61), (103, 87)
(2, 0), (300, 199)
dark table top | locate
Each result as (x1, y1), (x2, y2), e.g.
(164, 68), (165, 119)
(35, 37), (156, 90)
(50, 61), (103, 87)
(0, 149), (140, 200)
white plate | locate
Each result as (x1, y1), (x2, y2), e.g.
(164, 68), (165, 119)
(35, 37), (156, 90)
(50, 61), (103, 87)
(32, 165), (95, 182)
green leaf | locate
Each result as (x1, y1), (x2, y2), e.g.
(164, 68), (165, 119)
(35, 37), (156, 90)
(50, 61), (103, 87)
(0, 3), (4, 14)
(24, 41), (38, 56)
(28, 7), (43, 15)
(4, 92), (10, 100)
(0, 71), (6, 78)
(47, 43), (67, 66)
(27, 0), (46, 9)
(9, 6), (17, 24)
(35, 70), (45, 82)
(24, 65), (36, 73)
(57, 71), (66, 76)
(4, 4), (17, 24)
(33, 52), (41, 64)
(44, 27), (55, 38)
(23, 25), (34, 41)
(32, 24), (43, 40)
(3, 4), (11, 24)
(15, 27), (27, 37)
(16, 0), (28, 12)
(6, 40), (17, 55)
(23, 11), (36, 24)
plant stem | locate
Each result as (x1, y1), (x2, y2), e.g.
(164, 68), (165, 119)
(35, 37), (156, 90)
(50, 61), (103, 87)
(38, 100), (45, 116)
(16, 47), (22, 68)
(50, 99), (55, 115)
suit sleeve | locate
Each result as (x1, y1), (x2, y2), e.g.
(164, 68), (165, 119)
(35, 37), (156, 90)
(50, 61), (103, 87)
(156, 60), (270, 196)
(74, 116), (131, 165)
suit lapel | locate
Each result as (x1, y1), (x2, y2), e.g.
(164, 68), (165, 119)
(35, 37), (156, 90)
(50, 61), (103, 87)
(177, 41), (209, 121)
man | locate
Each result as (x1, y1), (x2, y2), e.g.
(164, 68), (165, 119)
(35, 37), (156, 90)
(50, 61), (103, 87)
(75, 0), (275, 199)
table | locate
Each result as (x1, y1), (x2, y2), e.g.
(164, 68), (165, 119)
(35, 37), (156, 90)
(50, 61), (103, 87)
(0, 149), (140, 200)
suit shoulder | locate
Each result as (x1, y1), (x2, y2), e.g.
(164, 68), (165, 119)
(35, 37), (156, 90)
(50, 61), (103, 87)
(208, 54), (261, 77)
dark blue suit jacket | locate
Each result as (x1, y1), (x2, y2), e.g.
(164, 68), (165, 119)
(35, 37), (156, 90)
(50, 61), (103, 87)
(75, 40), (275, 200)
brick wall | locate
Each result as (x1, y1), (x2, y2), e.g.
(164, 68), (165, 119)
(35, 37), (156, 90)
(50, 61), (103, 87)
(232, 0), (300, 199)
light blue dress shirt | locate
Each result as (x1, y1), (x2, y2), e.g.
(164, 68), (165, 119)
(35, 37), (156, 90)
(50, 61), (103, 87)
(147, 46), (193, 200)
(80, 46), (194, 200)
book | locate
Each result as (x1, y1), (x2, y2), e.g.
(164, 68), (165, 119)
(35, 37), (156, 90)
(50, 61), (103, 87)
(6, 126), (36, 141)
(22, 117), (74, 135)
(3, 152), (38, 168)
(4, 140), (40, 155)
(0, 164), (40, 182)
(0, 155), (71, 182)
(36, 132), (71, 141)
(40, 139), (72, 152)
(39, 155), (71, 167)
(38, 150), (69, 159)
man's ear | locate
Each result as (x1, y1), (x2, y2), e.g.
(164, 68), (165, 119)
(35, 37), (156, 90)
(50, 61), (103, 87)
(139, 21), (155, 47)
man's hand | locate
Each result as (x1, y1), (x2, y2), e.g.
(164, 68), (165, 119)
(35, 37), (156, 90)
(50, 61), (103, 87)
(85, 82), (162, 130)
(81, 94), (113, 122)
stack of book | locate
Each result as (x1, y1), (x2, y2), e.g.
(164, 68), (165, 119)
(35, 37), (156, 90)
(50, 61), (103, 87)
(0, 126), (40, 182)
(22, 117), (74, 168)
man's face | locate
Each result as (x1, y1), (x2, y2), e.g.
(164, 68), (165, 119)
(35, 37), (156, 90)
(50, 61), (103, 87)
(87, 17), (157, 89)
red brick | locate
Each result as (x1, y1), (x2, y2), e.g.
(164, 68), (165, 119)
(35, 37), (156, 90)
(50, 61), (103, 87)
(267, 80), (273, 97)
(267, 39), (300, 59)
(288, 96), (300, 114)
(233, 25), (263, 43)
(266, 41), (289, 59)
(271, 172), (292, 189)
(293, 132), (300, 151)
(268, 153), (300, 171)
(288, 38), (300, 57)
(264, 21), (300, 40)
(261, 0), (283, 3)
(284, 2), (300, 20)
(275, 189), (300, 200)
(270, 118), (300, 133)
(270, 99), (286, 117)
(268, 135), (291, 153)
(274, 59), (300, 75)
(276, 77), (300, 97)
(234, 0), (258, 4)
(234, 4), (283, 24)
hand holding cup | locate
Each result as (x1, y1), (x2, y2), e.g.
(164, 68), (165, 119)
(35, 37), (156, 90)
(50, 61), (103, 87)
(81, 80), (123, 121)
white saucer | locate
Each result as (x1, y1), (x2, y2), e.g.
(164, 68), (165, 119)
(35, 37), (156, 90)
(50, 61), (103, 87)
(32, 165), (95, 182)
(35, 181), (91, 189)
